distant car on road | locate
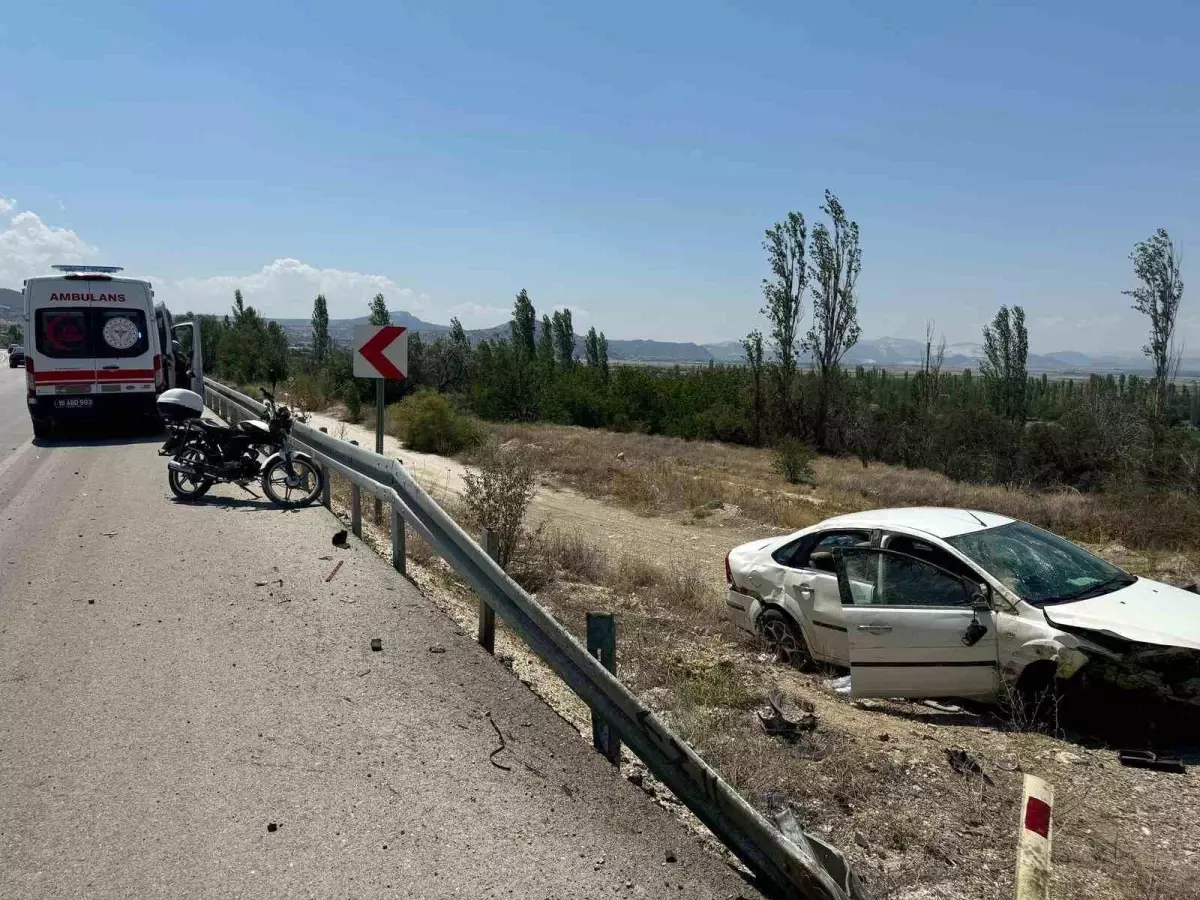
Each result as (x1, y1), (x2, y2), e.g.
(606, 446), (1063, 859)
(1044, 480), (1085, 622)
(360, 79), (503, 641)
(7, 343), (23, 367)
(725, 507), (1199, 707)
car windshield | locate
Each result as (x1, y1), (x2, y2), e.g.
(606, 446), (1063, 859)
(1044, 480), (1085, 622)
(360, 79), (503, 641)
(946, 521), (1134, 606)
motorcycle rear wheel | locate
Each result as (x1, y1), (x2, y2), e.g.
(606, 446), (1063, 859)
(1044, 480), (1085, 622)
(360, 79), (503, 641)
(168, 447), (214, 501)
(261, 456), (322, 508)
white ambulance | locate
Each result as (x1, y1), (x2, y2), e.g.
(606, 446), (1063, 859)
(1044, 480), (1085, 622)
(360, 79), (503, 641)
(22, 265), (204, 438)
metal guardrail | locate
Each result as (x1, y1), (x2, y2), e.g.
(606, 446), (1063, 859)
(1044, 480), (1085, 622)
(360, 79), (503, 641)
(203, 377), (869, 900)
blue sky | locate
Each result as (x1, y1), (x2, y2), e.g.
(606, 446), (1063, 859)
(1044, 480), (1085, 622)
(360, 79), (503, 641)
(1, 1), (1196, 352)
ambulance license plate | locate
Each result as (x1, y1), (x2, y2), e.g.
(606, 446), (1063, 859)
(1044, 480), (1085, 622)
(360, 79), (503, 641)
(54, 398), (94, 409)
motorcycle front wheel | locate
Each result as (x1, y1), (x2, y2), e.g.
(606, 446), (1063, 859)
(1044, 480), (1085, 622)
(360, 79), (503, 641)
(261, 456), (322, 508)
(168, 447), (214, 501)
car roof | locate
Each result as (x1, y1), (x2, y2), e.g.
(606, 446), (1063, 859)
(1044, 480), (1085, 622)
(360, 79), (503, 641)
(813, 507), (1014, 539)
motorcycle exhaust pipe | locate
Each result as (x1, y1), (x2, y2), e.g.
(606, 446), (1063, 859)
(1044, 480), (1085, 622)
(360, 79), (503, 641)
(167, 459), (200, 477)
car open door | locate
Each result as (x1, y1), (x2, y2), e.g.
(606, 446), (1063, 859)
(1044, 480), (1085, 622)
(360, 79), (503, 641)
(833, 547), (999, 699)
(171, 321), (204, 398)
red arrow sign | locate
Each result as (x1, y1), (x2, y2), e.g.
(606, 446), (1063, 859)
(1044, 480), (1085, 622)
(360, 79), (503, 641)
(355, 325), (407, 379)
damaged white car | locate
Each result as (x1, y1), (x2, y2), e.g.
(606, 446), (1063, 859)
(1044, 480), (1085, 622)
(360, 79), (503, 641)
(724, 508), (1200, 707)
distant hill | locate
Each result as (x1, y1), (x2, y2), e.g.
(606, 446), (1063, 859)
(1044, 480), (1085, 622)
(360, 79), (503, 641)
(0, 287), (22, 315)
(141, 302), (1200, 376)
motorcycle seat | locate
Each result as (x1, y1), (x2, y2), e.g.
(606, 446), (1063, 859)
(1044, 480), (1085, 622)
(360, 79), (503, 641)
(193, 418), (233, 435)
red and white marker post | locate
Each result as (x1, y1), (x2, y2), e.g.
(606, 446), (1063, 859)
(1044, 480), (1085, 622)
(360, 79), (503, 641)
(1015, 773), (1054, 900)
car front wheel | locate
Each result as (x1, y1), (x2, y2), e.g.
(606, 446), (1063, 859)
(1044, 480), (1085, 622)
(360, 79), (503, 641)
(757, 609), (811, 669)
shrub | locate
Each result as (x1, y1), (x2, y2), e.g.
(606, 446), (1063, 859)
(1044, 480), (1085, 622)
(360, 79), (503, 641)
(343, 383), (363, 423)
(541, 528), (610, 582)
(774, 439), (816, 485)
(461, 440), (537, 568)
(390, 390), (479, 455)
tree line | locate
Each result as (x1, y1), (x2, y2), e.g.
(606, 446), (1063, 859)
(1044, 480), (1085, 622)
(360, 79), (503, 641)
(193, 196), (1195, 496)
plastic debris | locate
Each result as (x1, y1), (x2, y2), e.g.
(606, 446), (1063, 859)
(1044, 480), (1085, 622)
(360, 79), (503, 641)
(1118, 749), (1186, 774)
(758, 689), (817, 739)
(826, 675), (852, 695)
(946, 747), (994, 785)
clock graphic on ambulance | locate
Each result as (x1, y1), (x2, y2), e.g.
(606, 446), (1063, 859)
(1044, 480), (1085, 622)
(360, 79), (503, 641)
(102, 316), (140, 350)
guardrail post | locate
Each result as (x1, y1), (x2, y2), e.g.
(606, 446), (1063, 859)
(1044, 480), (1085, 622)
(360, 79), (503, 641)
(321, 466), (332, 510)
(390, 504), (406, 576)
(478, 528), (498, 654)
(351, 484), (362, 537)
(586, 612), (621, 765)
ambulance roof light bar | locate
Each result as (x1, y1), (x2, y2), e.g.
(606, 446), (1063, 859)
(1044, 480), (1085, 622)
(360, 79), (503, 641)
(51, 264), (124, 273)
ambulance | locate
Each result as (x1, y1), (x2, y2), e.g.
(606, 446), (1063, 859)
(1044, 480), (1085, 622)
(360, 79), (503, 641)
(22, 265), (204, 438)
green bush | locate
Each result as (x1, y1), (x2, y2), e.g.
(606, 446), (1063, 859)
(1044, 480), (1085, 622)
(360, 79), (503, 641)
(343, 383), (364, 423)
(390, 390), (479, 455)
(773, 439), (816, 485)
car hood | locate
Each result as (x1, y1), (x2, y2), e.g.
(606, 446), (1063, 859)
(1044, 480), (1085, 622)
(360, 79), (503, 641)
(1044, 578), (1200, 651)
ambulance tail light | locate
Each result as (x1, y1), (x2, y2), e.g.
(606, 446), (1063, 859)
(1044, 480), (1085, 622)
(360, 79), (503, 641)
(25, 357), (35, 396)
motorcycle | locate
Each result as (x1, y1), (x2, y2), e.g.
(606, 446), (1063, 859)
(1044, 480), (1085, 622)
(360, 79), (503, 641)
(160, 389), (323, 507)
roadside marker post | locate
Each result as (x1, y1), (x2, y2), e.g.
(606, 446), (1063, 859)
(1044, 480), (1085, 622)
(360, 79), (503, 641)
(478, 528), (498, 653)
(586, 612), (621, 765)
(1015, 774), (1054, 900)
(353, 325), (408, 525)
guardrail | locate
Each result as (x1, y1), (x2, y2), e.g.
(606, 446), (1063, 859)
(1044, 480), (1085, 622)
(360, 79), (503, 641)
(203, 377), (869, 900)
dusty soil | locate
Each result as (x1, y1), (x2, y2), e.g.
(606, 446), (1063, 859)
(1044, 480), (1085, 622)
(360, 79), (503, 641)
(305, 408), (1200, 900)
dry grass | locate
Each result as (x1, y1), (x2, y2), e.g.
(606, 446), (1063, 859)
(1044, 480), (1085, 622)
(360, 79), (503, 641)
(319, 424), (1200, 900)
(484, 420), (1200, 556)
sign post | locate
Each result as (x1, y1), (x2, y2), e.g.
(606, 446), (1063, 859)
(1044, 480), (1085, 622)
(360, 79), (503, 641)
(353, 325), (409, 523)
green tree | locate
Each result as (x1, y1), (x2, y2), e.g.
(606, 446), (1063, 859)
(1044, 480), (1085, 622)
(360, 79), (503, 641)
(263, 320), (290, 386)
(447, 317), (472, 391)
(761, 212), (807, 433)
(741, 330), (765, 445)
(510, 289), (537, 359)
(551, 309), (575, 368)
(537, 314), (554, 368)
(584, 326), (601, 368)
(368, 293), (391, 326)
(311, 294), (330, 365)
(221, 289), (264, 384)
(805, 191), (862, 448)
(980, 305), (1029, 423)
(1123, 228), (1184, 421)
(597, 331), (609, 381)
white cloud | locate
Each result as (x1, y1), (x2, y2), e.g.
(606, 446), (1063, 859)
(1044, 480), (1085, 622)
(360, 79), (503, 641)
(448, 302), (509, 326)
(165, 258), (420, 319)
(0, 202), (100, 286)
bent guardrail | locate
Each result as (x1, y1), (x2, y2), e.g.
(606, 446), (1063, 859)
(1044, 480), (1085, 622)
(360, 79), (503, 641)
(203, 376), (870, 900)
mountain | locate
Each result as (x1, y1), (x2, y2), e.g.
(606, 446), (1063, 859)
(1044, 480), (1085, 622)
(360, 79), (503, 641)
(273, 310), (450, 346)
(0, 287), (22, 315)
(704, 340), (748, 362)
(607, 339), (712, 362)
(94, 300), (1196, 375)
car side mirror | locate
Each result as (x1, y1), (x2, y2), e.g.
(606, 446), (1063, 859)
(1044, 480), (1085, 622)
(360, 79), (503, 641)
(809, 550), (835, 573)
(970, 584), (990, 610)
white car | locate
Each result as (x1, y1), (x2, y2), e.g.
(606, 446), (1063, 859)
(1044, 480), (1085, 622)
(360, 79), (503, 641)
(724, 508), (1200, 706)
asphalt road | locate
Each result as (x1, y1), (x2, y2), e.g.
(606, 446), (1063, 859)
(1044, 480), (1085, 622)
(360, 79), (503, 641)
(0, 368), (756, 899)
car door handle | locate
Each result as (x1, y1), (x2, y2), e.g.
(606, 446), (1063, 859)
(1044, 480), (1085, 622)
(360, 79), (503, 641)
(857, 624), (892, 633)
(796, 584), (814, 597)
(102, 365), (120, 370)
